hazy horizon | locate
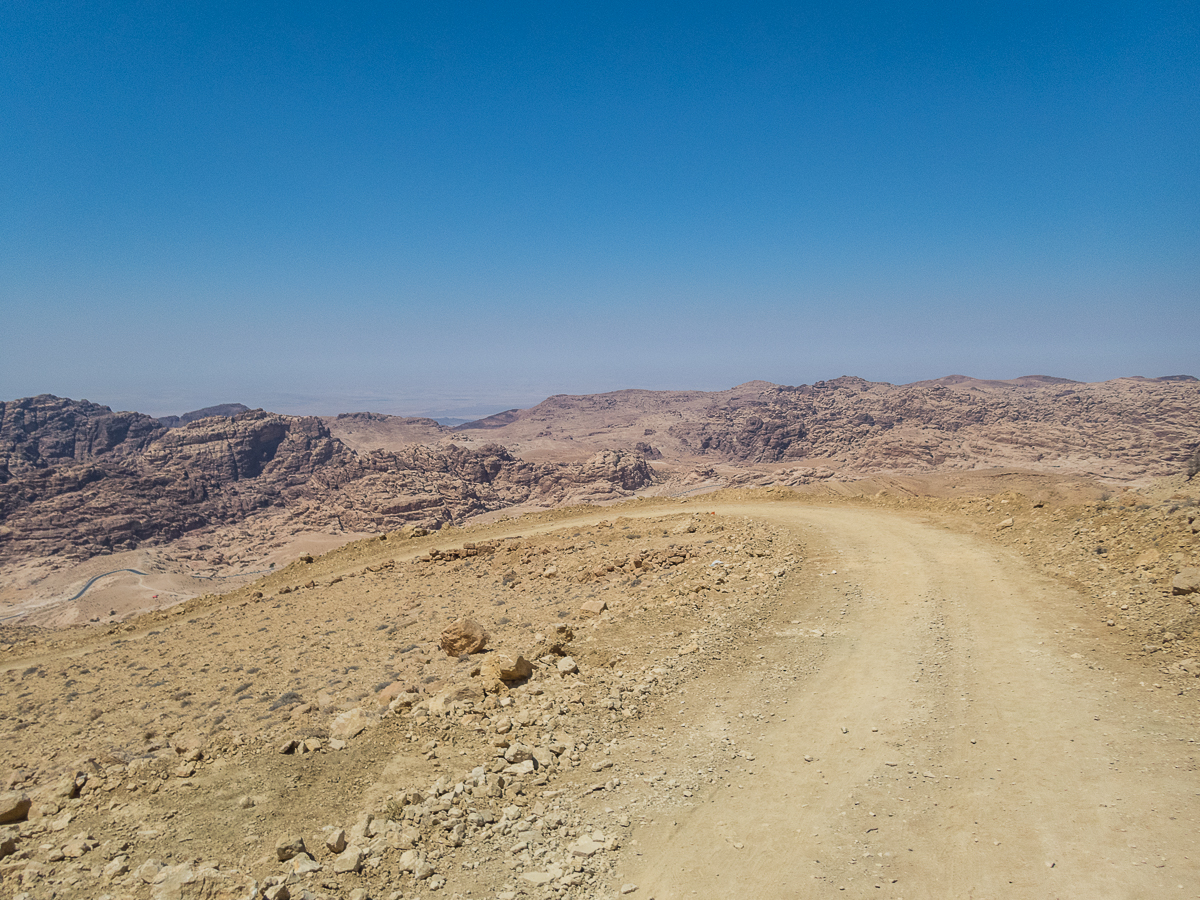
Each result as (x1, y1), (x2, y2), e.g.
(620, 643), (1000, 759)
(5, 369), (1198, 423)
(3, 5), (1196, 416)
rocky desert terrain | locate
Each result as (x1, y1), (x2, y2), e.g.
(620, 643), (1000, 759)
(1, 474), (1199, 899)
(2, 374), (1200, 898)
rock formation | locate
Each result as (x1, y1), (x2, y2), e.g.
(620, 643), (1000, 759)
(454, 375), (1200, 479)
(0, 398), (656, 564)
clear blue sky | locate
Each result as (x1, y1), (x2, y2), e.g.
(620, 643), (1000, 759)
(2, 2), (1196, 418)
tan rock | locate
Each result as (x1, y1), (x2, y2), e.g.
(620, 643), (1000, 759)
(0, 827), (18, 860)
(324, 827), (347, 854)
(483, 652), (533, 683)
(0, 792), (30, 824)
(332, 846), (363, 874)
(440, 617), (489, 656)
(275, 834), (306, 862)
(330, 707), (376, 740)
(61, 831), (96, 858)
(579, 600), (607, 617)
(428, 681), (484, 715)
(1172, 568), (1200, 595)
(1134, 548), (1161, 568)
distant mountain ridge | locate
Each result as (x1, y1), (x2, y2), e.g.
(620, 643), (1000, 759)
(2, 374), (1198, 567)
(157, 403), (251, 428)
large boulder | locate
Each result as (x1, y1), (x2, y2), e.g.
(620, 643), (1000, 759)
(439, 618), (489, 656)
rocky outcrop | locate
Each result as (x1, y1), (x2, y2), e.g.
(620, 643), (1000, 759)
(455, 375), (1200, 479)
(0, 395), (166, 481)
(0, 397), (656, 563)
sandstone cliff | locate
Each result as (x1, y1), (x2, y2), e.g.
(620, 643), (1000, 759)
(0, 399), (655, 563)
(455, 375), (1200, 480)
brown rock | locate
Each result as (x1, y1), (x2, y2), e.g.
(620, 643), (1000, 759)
(276, 834), (306, 861)
(0, 792), (30, 824)
(0, 826), (18, 859)
(428, 681), (484, 714)
(440, 617), (489, 656)
(375, 680), (415, 707)
(484, 652), (533, 683)
(324, 827), (347, 854)
(1172, 568), (1200, 595)
(330, 707), (375, 740)
(1134, 548), (1161, 568)
(579, 600), (607, 617)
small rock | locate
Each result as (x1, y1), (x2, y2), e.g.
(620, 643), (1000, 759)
(332, 846), (363, 874)
(504, 743), (534, 764)
(263, 885), (290, 900)
(485, 652), (533, 683)
(557, 656), (579, 675)
(135, 859), (164, 883)
(103, 855), (129, 878)
(60, 831), (95, 858)
(621, 884), (639, 894)
(1172, 568), (1200, 595)
(579, 600), (607, 617)
(325, 827), (347, 854)
(568, 837), (605, 857)
(286, 852), (321, 875)
(330, 707), (375, 740)
(0, 827), (17, 860)
(276, 835), (306, 862)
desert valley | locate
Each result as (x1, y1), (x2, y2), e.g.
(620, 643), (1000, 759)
(2, 374), (1200, 900)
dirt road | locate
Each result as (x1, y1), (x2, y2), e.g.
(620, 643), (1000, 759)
(623, 503), (1200, 899)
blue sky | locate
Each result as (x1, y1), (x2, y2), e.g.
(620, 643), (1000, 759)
(2, 2), (1196, 418)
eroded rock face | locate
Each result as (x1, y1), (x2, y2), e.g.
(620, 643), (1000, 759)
(454, 375), (1200, 478)
(0, 397), (657, 564)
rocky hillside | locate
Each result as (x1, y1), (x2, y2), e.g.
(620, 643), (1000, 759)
(0, 398), (655, 563)
(454, 375), (1200, 479)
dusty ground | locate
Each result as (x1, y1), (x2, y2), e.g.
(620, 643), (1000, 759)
(1, 486), (1199, 899)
